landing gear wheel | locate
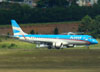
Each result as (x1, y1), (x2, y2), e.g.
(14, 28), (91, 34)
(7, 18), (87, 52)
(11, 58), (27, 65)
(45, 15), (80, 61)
(48, 46), (52, 49)
(55, 47), (60, 49)
(55, 43), (63, 49)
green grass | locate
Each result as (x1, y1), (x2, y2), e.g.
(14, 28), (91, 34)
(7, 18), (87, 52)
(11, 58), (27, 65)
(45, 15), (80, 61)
(0, 48), (99, 70)
(0, 37), (35, 49)
(0, 69), (100, 72)
(0, 37), (100, 72)
(90, 39), (100, 49)
(0, 48), (100, 69)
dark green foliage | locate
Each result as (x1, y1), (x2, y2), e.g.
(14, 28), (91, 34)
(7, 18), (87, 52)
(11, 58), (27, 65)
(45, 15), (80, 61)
(94, 15), (100, 38)
(8, 0), (23, 2)
(37, 0), (69, 8)
(1, 43), (17, 48)
(30, 30), (35, 34)
(98, 0), (100, 5)
(2, 44), (7, 48)
(6, 32), (10, 38)
(7, 32), (10, 35)
(71, 0), (78, 6)
(0, 2), (100, 24)
(5, 32), (11, 39)
(36, 32), (38, 34)
(79, 15), (100, 38)
(0, 39), (1, 42)
(54, 27), (59, 35)
(8, 43), (17, 48)
(78, 15), (92, 33)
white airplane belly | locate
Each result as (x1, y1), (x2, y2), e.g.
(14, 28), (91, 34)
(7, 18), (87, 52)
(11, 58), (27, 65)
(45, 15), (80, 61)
(31, 38), (63, 42)
(64, 39), (88, 45)
(20, 37), (89, 45)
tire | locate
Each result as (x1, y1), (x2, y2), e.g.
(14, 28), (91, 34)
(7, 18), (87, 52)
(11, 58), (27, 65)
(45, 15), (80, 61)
(48, 46), (52, 49)
(55, 47), (60, 49)
(55, 43), (63, 49)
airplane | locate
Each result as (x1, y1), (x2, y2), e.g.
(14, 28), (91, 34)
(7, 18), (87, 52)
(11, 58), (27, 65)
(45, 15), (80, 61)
(11, 20), (98, 49)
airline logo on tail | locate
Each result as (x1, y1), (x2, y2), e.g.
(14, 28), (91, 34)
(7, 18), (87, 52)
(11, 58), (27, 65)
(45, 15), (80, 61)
(11, 20), (27, 37)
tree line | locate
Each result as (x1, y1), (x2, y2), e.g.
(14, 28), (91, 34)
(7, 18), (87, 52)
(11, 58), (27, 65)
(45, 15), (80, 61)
(78, 15), (100, 38)
(0, 0), (100, 24)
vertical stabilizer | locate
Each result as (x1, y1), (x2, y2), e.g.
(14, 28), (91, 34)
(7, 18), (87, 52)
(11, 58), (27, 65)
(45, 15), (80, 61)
(11, 20), (27, 36)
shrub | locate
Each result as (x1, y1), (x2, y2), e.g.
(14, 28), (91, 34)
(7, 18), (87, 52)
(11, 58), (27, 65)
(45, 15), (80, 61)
(0, 39), (2, 42)
(30, 30), (35, 34)
(53, 27), (59, 35)
(8, 43), (17, 48)
(2, 44), (7, 48)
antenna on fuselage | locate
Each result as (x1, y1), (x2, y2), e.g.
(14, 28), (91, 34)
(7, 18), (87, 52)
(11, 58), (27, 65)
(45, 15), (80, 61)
(67, 32), (84, 35)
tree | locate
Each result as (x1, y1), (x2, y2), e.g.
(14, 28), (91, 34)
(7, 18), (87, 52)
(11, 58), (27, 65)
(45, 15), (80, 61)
(48, 0), (69, 7)
(78, 15), (100, 38)
(36, 0), (47, 8)
(53, 27), (59, 35)
(93, 15), (100, 38)
(8, 0), (23, 2)
(30, 30), (35, 34)
(37, 0), (69, 8)
(78, 15), (93, 34)
(98, 0), (100, 5)
(71, 0), (78, 6)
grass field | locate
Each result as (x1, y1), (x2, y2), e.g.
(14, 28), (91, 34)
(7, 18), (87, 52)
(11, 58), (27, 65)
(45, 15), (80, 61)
(0, 37), (35, 49)
(0, 69), (100, 72)
(0, 48), (100, 72)
(0, 37), (100, 72)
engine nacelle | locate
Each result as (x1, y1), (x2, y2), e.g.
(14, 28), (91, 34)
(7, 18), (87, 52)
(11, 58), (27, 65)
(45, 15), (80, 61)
(53, 42), (68, 47)
(52, 42), (62, 48)
(36, 44), (48, 48)
(55, 42), (62, 47)
(68, 44), (75, 47)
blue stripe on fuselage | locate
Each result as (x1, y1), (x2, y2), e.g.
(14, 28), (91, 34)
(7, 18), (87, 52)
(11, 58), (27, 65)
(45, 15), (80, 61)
(14, 35), (92, 41)
(14, 34), (98, 45)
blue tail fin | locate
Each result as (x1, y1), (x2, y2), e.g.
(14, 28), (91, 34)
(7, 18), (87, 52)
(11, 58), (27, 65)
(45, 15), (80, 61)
(11, 20), (20, 28)
(11, 20), (27, 36)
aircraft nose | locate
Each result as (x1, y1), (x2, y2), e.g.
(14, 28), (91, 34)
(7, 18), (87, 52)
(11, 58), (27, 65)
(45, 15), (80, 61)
(95, 40), (98, 44)
(92, 39), (98, 44)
